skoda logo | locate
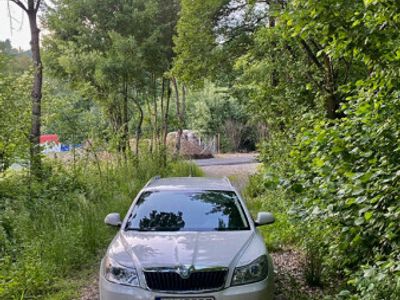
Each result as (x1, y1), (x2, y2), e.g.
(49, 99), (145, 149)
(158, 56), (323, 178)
(177, 265), (194, 279)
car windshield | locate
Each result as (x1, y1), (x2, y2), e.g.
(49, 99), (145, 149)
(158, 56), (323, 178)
(125, 190), (250, 231)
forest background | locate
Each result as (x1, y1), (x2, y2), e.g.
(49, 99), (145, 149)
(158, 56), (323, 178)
(1, 1), (399, 299)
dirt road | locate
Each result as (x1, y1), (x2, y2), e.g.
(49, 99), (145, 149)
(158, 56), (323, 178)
(196, 153), (260, 191)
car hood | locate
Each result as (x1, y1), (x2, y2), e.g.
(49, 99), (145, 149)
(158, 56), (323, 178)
(110, 230), (254, 269)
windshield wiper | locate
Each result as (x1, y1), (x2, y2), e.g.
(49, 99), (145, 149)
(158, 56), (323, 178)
(125, 227), (152, 231)
(125, 227), (182, 232)
(214, 227), (246, 231)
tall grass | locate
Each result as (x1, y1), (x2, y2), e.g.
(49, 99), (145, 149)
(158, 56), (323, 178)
(0, 154), (202, 299)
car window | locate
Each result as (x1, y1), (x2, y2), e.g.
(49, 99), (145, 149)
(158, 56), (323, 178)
(125, 190), (250, 231)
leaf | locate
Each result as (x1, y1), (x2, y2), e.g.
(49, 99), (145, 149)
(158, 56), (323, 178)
(355, 217), (365, 226)
(313, 157), (324, 168)
(364, 211), (373, 221)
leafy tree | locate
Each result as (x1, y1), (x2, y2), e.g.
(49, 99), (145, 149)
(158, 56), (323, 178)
(287, 1), (400, 295)
(173, 0), (226, 86)
(186, 82), (255, 152)
(173, 0), (269, 87)
(44, 0), (179, 158)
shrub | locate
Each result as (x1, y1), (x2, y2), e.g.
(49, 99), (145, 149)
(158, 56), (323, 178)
(289, 76), (400, 295)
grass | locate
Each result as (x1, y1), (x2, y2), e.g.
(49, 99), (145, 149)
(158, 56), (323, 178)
(244, 173), (297, 251)
(0, 154), (202, 299)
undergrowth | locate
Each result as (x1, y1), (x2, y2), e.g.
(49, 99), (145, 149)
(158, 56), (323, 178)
(0, 154), (201, 299)
(244, 172), (297, 252)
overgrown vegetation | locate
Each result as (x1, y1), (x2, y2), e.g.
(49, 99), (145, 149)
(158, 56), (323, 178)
(0, 157), (201, 299)
(2, 0), (400, 299)
(173, 0), (400, 298)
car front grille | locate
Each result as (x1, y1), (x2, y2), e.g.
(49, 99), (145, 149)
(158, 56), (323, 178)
(144, 269), (228, 292)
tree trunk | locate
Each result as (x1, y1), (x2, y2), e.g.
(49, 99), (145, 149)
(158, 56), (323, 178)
(182, 84), (186, 125)
(160, 78), (165, 148)
(122, 80), (129, 160)
(162, 80), (171, 147)
(300, 38), (341, 119)
(133, 97), (144, 157)
(27, 1), (42, 176)
(172, 77), (183, 157)
(323, 55), (340, 119)
(152, 75), (158, 153)
(269, 16), (278, 87)
(110, 99), (123, 154)
(160, 79), (170, 167)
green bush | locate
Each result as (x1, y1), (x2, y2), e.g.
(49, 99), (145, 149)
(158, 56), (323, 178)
(289, 76), (400, 296)
(348, 264), (400, 300)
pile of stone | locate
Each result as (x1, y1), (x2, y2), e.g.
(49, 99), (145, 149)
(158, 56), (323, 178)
(166, 130), (213, 159)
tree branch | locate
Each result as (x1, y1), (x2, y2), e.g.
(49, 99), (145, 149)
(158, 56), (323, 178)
(35, 0), (42, 12)
(10, 0), (28, 12)
(299, 38), (324, 70)
(310, 39), (322, 52)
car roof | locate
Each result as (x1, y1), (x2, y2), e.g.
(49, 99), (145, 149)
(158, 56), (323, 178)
(143, 176), (236, 192)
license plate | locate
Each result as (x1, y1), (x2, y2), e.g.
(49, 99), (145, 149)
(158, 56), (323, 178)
(155, 297), (214, 300)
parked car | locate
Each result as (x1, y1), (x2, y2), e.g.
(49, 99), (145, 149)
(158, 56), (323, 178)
(100, 176), (275, 300)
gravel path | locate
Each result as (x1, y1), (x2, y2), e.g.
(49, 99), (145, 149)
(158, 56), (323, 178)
(196, 152), (259, 192)
(79, 274), (99, 300)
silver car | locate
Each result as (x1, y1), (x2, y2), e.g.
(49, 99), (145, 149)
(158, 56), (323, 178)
(100, 177), (275, 300)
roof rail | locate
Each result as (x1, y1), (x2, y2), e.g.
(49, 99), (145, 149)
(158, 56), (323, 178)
(223, 176), (234, 188)
(144, 175), (161, 188)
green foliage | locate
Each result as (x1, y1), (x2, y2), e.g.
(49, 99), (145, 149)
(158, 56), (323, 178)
(0, 60), (31, 170)
(42, 79), (107, 144)
(0, 39), (32, 74)
(285, 1), (400, 297)
(290, 78), (400, 295)
(227, 0), (400, 297)
(173, 0), (271, 87)
(234, 24), (320, 129)
(44, 0), (180, 153)
(173, 0), (227, 86)
(0, 157), (201, 299)
(186, 82), (255, 151)
(0, 40), (31, 172)
(245, 176), (296, 251)
(244, 131), (298, 251)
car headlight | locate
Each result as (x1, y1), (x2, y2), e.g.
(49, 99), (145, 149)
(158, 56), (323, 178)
(231, 255), (269, 286)
(104, 256), (139, 287)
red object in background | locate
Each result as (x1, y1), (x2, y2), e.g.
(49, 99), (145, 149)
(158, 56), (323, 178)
(40, 134), (60, 144)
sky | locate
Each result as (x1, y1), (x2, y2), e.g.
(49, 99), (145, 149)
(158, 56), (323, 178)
(0, 0), (31, 50)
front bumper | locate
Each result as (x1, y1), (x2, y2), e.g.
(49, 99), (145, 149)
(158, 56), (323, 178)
(99, 265), (274, 300)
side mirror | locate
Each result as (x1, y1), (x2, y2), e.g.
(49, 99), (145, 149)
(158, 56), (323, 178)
(105, 213), (122, 227)
(255, 212), (275, 227)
